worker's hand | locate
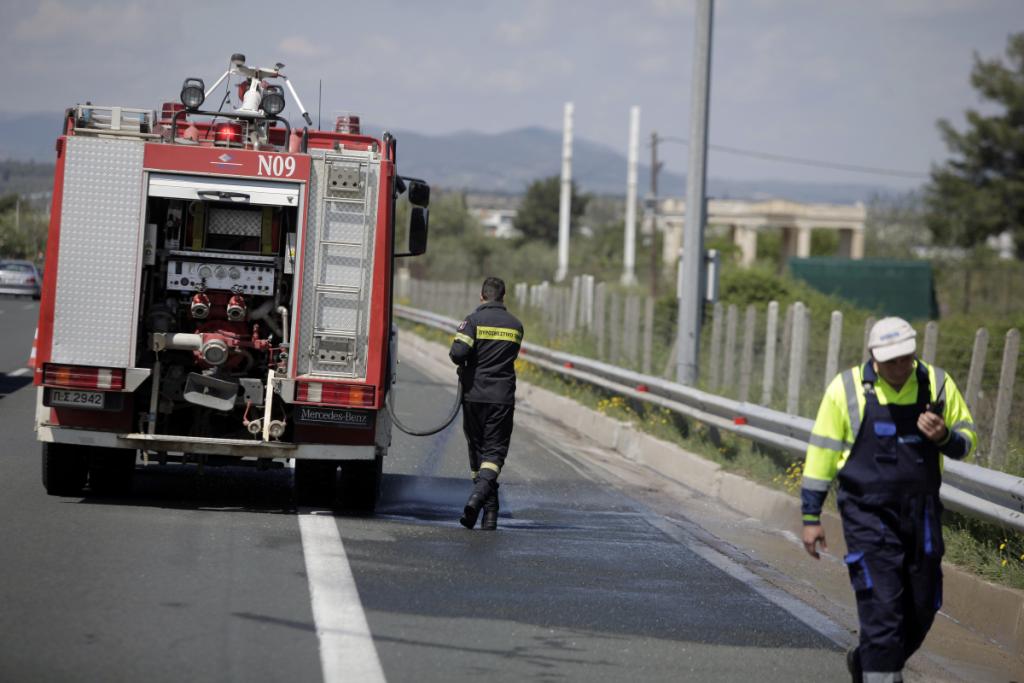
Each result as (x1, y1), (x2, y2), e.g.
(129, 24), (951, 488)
(802, 524), (827, 559)
(918, 410), (948, 443)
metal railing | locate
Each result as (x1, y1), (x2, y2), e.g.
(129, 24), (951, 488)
(396, 304), (1024, 533)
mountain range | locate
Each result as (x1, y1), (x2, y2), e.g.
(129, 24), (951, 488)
(0, 111), (905, 203)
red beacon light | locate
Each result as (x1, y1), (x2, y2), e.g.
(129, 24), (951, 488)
(160, 101), (185, 121)
(335, 114), (360, 134)
(213, 121), (244, 145)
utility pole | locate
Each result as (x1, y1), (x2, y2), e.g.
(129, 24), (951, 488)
(648, 132), (663, 298)
(621, 105), (640, 286)
(675, 0), (714, 386)
(555, 102), (574, 283)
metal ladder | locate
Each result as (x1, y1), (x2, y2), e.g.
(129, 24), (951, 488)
(309, 151), (374, 376)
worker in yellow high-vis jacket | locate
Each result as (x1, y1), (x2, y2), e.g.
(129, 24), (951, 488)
(800, 317), (976, 683)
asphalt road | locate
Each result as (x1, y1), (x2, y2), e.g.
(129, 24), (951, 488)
(0, 297), (855, 682)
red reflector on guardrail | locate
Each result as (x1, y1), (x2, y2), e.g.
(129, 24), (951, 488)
(733, 416), (748, 425)
(563, 361), (574, 369)
(636, 384), (649, 392)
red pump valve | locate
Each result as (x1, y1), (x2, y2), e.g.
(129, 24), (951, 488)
(226, 293), (247, 322)
(190, 292), (211, 319)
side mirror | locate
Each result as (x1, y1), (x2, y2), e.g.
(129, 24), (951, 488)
(408, 207), (429, 255)
(406, 179), (430, 208)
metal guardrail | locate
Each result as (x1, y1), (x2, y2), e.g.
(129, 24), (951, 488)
(396, 305), (1024, 533)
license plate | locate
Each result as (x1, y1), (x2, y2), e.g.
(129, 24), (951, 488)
(49, 389), (105, 409)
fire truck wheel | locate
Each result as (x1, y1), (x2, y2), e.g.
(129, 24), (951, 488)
(87, 448), (136, 496)
(294, 460), (338, 507)
(41, 443), (88, 496)
(337, 453), (383, 514)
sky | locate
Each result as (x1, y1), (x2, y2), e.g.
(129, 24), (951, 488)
(1, 0), (1021, 191)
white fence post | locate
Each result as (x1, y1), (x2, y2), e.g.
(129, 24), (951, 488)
(989, 328), (1020, 470)
(723, 304), (739, 393)
(965, 327), (989, 416)
(862, 316), (877, 363)
(786, 302), (807, 415)
(642, 297), (655, 376)
(824, 311), (843, 390)
(708, 301), (724, 391)
(739, 305), (756, 403)
(922, 321), (939, 364)
(761, 301), (779, 406)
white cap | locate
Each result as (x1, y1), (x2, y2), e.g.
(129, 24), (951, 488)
(868, 317), (917, 362)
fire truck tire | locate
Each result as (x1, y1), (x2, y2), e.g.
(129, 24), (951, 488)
(87, 448), (136, 496)
(337, 451), (384, 513)
(41, 443), (88, 496)
(294, 460), (338, 507)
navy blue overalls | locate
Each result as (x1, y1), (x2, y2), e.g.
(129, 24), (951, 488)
(836, 361), (944, 674)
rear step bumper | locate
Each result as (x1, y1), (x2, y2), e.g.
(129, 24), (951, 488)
(35, 425), (377, 461)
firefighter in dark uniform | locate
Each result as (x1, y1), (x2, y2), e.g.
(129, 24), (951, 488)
(801, 317), (976, 682)
(449, 276), (524, 530)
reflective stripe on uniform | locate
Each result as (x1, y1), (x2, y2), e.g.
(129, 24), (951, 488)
(476, 326), (523, 343)
(480, 461), (501, 473)
(934, 366), (946, 404)
(842, 369), (861, 436)
(802, 475), (831, 492)
(808, 433), (851, 452)
(454, 332), (474, 347)
(951, 420), (975, 432)
(470, 470), (478, 480)
(802, 514), (820, 522)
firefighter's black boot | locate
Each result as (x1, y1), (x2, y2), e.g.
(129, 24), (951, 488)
(481, 482), (499, 530)
(846, 646), (863, 683)
(459, 491), (486, 529)
(460, 470), (496, 529)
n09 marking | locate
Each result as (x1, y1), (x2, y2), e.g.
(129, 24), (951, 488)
(258, 155), (296, 177)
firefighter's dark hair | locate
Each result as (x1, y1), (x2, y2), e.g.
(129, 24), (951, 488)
(481, 276), (506, 302)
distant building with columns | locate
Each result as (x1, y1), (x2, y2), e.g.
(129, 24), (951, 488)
(657, 198), (866, 267)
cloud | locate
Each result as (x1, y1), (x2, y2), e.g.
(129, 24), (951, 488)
(494, 1), (552, 46)
(277, 36), (328, 59)
(13, 0), (147, 45)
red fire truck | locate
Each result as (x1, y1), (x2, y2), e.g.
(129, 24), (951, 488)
(33, 54), (429, 511)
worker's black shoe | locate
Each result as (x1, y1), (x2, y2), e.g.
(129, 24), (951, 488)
(460, 491), (487, 529)
(846, 646), (862, 683)
(480, 484), (499, 530)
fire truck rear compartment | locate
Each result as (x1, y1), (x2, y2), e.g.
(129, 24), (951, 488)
(140, 188), (296, 443)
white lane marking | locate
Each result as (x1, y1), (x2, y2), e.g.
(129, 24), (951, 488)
(537, 440), (851, 648)
(10, 368), (30, 377)
(299, 511), (386, 683)
(22, 303), (35, 310)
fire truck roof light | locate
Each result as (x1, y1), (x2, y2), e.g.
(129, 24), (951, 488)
(262, 85), (285, 116)
(181, 78), (205, 110)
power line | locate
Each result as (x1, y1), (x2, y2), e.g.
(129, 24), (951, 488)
(655, 134), (928, 180)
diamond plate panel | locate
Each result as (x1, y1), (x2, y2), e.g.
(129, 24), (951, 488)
(208, 207), (261, 236)
(317, 292), (359, 331)
(319, 244), (363, 288)
(297, 154), (379, 378)
(52, 137), (145, 367)
(323, 200), (368, 244)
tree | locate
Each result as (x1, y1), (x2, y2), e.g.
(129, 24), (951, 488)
(925, 32), (1024, 258)
(514, 175), (588, 244)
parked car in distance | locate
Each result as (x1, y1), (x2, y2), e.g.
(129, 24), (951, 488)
(0, 259), (42, 299)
